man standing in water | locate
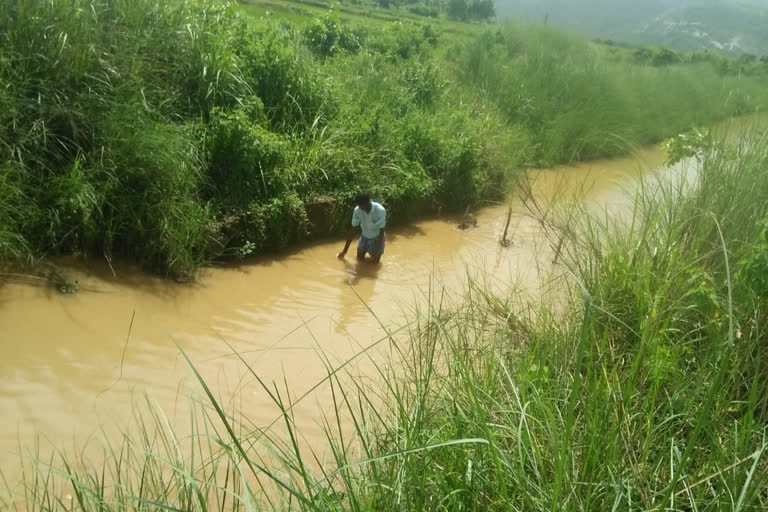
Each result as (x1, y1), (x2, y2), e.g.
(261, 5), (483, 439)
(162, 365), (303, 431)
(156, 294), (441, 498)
(337, 192), (386, 263)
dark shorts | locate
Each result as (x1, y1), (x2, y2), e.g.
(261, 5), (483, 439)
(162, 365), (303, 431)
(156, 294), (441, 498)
(357, 233), (385, 256)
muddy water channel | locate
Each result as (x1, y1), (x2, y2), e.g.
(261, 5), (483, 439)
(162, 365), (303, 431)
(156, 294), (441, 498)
(4, 116), (758, 476)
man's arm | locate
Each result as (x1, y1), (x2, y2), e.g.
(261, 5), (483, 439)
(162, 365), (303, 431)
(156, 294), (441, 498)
(339, 208), (361, 259)
(338, 226), (358, 259)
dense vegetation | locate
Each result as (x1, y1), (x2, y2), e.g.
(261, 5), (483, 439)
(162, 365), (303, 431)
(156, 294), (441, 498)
(373, 0), (493, 21)
(3, 2), (768, 509)
(1, 0), (767, 278)
(6, 125), (768, 511)
(459, 25), (768, 164)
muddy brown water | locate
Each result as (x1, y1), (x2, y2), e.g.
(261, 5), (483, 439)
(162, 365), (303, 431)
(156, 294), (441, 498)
(0, 116), (759, 482)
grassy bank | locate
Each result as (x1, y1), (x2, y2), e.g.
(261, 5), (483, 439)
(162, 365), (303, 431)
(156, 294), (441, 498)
(459, 24), (768, 164)
(5, 127), (768, 510)
(1, 0), (767, 277)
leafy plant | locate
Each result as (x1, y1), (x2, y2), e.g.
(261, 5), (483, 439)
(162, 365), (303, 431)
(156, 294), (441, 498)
(664, 128), (713, 166)
(304, 13), (363, 57)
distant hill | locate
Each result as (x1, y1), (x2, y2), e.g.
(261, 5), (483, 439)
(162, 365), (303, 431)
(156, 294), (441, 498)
(495, 0), (768, 55)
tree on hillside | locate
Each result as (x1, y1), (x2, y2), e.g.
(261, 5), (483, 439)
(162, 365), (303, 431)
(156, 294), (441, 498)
(468, 0), (495, 20)
(447, 0), (495, 21)
(446, 0), (468, 20)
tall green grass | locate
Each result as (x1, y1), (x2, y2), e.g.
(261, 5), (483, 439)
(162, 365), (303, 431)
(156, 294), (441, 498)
(4, 128), (768, 510)
(1, 0), (767, 275)
(0, 0), (507, 276)
(458, 24), (768, 165)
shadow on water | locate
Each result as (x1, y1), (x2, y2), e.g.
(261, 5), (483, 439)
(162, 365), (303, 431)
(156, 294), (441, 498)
(223, 237), (337, 273)
(20, 213), (440, 299)
(332, 259), (383, 336)
(385, 224), (427, 242)
(65, 257), (203, 299)
(0, 264), (83, 299)
(344, 259), (382, 286)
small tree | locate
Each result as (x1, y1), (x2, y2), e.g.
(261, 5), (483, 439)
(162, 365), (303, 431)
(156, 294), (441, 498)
(651, 47), (682, 66)
(468, 0), (494, 21)
(446, 0), (468, 20)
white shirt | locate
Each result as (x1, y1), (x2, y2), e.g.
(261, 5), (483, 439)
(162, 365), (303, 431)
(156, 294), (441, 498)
(352, 202), (386, 239)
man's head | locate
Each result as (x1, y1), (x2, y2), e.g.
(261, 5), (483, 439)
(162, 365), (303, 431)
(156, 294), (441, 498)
(355, 192), (372, 213)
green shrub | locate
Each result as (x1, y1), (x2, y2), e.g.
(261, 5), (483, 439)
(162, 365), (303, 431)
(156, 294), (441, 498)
(396, 111), (481, 208)
(304, 14), (364, 57)
(735, 218), (768, 302)
(205, 105), (292, 209)
(407, 4), (439, 18)
(467, 0), (495, 21)
(239, 193), (309, 252)
(36, 156), (100, 254)
(401, 60), (444, 106)
(0, 163), (32, 260)
(96, 110), (212, 276)
(446, 0), (468, 20)
(235, 21), (334, 131)
(366, 21), (437, 59)
(168, 4), (253, 117)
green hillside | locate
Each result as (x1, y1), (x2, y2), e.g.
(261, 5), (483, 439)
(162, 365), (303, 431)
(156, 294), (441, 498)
(496, 0), (768, 55)
(1, 0), (767, 277)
